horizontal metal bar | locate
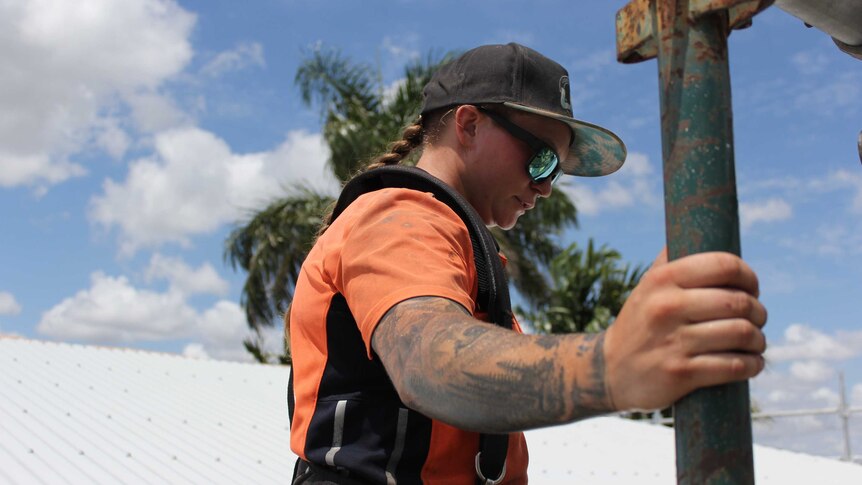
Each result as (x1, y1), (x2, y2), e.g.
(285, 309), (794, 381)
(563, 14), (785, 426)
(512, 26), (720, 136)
(646, 406), (862, 425)
(616, 0), (657, 63)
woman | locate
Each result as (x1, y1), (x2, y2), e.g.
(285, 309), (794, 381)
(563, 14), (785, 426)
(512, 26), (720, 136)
(288, 43), (767, 484)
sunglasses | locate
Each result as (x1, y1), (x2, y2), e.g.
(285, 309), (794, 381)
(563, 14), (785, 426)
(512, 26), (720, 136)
(477, 106), (563, 185)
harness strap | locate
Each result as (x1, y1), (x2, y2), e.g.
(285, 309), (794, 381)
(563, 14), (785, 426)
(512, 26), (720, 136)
(291, 166), (512, 484)
(331, 165), (513, 330)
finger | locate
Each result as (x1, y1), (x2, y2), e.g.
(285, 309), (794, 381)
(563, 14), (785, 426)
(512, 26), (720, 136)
(681, 352), (766, 388)
(668, 252), (759, 296)
(652, 246), (669, 267)
(681, 288), (767, 326)
(677, 319), (767, 355)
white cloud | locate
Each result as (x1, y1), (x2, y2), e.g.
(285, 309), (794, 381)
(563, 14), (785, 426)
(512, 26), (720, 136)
(825, 170), (862, 214)
(793, 71), (862, 117)
(381, 35), (420, 63)
(182, 342), (210, 360)
(0, 152), (86, 190)
(37, 272), (198, 342)
(767, 324), (859, 362)
(0, 0), (195, 190)
(766, 389), (792, 405)
(89, 127), (335, 254)
(201, 42), (265, 78)
(789, 360), (834, 383)
(187, 301), (284, 362)
(0, 292), (22, 316)
(124, 91), (192, 134)
(791, 50), (831, 76)
(739, 197), (792, 229)
(95, 117), (131, 160)
(36, 270), (277, 362)
(145, 253), (229, 296)
(569, 48), (616, 74)
(810, 387), (839, 405)
(564, 152), (659, 216)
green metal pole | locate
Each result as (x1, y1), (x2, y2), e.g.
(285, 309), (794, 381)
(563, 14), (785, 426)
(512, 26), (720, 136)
(654, 1), (754, 483)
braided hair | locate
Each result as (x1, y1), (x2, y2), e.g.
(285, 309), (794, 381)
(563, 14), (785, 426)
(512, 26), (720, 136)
(316, 108), (454, 236)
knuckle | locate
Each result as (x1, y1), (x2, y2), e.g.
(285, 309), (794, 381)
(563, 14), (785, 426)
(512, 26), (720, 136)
(715, 252), (744, 280)
(649, 295), (681, 320)
(727, 291), (754, 316)
(729, 355), (755, 378)
(734, 320), (757, 346)
(643, 264), (671, 287)
(664, 358), (693, 381)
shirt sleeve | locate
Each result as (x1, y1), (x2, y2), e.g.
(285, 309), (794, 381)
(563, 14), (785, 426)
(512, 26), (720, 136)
(337, 188), (477, 358)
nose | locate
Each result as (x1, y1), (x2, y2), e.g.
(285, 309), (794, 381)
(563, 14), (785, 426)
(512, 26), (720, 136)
(531, 177), (553, 198)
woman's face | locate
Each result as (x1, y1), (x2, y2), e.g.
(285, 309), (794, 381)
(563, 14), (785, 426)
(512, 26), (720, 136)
(464, 108), (572, 229)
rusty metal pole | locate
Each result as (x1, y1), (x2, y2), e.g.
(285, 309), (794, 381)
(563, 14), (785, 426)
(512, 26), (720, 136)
(616, 0), (773, 482)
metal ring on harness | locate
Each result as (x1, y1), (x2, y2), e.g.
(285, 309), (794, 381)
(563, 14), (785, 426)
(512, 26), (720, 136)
(475, 452), (506, 485)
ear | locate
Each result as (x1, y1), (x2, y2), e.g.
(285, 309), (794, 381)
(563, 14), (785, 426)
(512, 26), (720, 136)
(453, 105), (481, 148)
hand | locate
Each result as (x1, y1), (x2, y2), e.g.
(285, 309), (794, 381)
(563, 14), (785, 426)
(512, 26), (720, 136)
(603, 248), (767, 411)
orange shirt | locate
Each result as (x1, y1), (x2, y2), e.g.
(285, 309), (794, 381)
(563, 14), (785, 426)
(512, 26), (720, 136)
(289, 187), (528, 484)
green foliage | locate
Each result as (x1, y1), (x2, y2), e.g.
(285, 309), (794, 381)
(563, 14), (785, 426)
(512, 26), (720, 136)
(296, 47), (455, 181)
(517, 239), (645, 334)
(224, 187), (333, 333)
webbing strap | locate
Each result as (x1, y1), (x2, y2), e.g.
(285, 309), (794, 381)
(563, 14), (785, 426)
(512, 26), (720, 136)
(331, 165), (513, 329)
(292, 165), (511, 483)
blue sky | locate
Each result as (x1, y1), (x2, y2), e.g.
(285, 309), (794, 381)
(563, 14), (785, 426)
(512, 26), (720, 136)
(1, 0), (861, 457)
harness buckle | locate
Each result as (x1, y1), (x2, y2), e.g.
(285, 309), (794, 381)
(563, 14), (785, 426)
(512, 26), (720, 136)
(474, 452), (506, 485)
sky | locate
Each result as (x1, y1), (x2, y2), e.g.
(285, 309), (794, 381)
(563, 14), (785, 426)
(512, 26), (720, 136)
(1, 0), (861, 459)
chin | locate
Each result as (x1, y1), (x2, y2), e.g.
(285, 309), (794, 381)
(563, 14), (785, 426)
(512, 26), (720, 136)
(495, 215), (521, 230)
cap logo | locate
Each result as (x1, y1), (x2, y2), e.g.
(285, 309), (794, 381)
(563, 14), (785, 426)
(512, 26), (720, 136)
(559, 76), (571, 111)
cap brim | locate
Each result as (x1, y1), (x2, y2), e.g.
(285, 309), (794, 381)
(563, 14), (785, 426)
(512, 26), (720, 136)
(504, 102), (627, 177)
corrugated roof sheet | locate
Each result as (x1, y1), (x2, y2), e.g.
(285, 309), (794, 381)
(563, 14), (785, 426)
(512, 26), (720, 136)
(2, 336), (861, 484)
(1, 337), (295, 484)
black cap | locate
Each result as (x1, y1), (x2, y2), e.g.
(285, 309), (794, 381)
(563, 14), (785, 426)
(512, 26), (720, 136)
(421, 43), (626, 177)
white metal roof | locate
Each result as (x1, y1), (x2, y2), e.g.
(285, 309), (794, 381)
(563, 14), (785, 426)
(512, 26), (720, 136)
(0, 336), (296, 484)
(2, 336), (861, 484)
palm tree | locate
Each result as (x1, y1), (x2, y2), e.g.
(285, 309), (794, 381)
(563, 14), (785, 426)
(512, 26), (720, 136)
(225, 189), (332, 363)
(516, 239), (644, 335)
(225, 46), (579, 363)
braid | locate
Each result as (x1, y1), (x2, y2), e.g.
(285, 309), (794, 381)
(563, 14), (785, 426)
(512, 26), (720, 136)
(316, 120), (425, 237)
(365, 121), (424, 170)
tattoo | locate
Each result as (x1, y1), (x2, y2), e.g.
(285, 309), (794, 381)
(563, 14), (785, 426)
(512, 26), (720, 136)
(453, 326), (491, 356)
(577, 332), (611, 415)
(534, 335), (558, 350)
(576, 333), (598, 357)
(372, 297), (613, 433)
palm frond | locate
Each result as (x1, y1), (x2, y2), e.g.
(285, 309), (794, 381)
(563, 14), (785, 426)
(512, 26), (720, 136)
(224, 187), (334, 331)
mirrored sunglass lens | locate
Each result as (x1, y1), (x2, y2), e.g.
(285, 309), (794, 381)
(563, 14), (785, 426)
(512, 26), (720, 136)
(528, 149), (559, 181)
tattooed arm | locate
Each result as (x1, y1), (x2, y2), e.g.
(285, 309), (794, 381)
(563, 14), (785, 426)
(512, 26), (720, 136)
(371, 250), (768, 434)
(371, 296), (614, 433)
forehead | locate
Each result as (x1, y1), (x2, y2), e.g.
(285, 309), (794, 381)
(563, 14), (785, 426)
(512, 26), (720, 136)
(508, 110), (572, 159)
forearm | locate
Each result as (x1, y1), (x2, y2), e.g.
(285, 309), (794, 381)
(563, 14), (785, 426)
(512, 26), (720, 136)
(372, 297), (615, 434)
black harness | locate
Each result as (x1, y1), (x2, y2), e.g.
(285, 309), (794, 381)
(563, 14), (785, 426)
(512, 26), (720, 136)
(290, 165), (513, 485)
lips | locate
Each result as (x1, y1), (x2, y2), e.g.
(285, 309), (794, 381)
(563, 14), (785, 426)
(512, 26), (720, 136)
(516, 196), (535, 211)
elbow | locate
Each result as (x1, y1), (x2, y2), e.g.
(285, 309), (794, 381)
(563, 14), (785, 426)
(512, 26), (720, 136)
(391, 372), (427, 413)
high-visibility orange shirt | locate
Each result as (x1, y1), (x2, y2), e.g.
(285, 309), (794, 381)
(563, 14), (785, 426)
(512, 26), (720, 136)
(289, 187), (528, 484)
